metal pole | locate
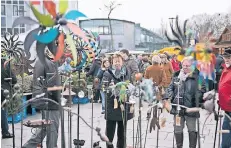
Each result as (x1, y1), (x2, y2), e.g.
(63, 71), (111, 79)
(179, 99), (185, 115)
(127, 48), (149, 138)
(69, 76), (72, 148)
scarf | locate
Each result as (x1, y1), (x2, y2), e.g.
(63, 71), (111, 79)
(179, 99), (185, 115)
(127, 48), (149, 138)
(178, 70), (192, 82)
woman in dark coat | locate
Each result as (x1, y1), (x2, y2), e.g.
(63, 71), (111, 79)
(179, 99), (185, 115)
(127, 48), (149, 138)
(95, 57), (111, 114)
(102, 54), (133, 148)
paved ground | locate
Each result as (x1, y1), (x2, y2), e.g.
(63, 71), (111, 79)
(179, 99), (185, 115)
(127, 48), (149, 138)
(2, 102), (220, 148)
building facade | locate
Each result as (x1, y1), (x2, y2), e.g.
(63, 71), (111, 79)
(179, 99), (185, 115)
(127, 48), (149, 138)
(1, 0), (28, 36)
(80, 18), (170, 53)
(1, 0), (78, 36)
(80, 18), (136, 52)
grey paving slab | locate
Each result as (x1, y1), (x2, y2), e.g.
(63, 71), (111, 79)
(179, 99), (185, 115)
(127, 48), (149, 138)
(1, 102), (219, 148)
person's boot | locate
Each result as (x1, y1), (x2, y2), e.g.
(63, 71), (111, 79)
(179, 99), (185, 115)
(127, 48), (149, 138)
(175, 133), (183, 148)
(189, 132), (197, 148)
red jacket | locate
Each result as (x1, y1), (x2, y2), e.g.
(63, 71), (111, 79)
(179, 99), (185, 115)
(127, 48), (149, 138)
(171, 59), (180, 72)
(218, 66), (231, 112)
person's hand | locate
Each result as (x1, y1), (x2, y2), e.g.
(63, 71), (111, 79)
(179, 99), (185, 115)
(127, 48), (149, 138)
(163, 99), (171, 112)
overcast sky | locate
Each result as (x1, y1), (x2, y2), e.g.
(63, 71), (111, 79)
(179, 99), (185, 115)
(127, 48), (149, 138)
(77, 0), (231, 29)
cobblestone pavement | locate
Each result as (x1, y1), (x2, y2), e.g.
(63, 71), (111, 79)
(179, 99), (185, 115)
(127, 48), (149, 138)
(2, 102), (220, 148)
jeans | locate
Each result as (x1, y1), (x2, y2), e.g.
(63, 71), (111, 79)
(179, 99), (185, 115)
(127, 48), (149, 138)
(1, 109), (9, 135)
(100, 90), (105, 111)
(221, 112), (231, 148)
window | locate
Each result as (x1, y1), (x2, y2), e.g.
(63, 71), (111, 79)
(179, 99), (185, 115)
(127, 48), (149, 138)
(19, 1), (24, 4)
(1, 28), (6, 36)
(20, 28), (25, 33)
(98, 26), (104, 34)
(98, 26), (109, 35)
(2, 1), (5, 3)
(6, 0), (11, 4)
(20, 24), (25, 27)
(13, 0), (18, 4)
(13, 5), (18, 16)
(118, 43), (123, 48)
(1, 17), (6, 27)
(7, 28), (12, 34)
(14, 28), (19, 34)
(1, 5), (5, 15)
(19, 6), (24, 16)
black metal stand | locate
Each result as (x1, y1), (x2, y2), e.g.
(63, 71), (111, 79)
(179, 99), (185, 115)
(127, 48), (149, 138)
(73, 70), (84, 148)
(8, 58), (16, 148)
(135, 81), (142, 148)
(144, 108), (152, 148)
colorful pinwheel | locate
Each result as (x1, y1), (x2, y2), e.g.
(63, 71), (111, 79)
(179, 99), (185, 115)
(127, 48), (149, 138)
(12, 0), (88, 66)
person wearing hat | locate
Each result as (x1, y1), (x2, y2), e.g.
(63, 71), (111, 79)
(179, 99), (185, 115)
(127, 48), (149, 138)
(218, 48), (231, 148)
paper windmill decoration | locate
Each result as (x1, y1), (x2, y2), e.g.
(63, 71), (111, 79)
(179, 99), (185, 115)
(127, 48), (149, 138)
(69, 30), (101, 71)
(1, 32), (35, 75)
(12, 0), (88, 66)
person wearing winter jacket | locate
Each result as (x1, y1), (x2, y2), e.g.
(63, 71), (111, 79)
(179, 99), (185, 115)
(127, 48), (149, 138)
(87, 58), (102, 102)
(144, 55), (166, 86)
(171, 54), (181, 72)
(160, 54), (174, 88)
(119, 49), (139, 82)
(139, 56), (150, 74)
(218, 48), (231, 148)
(102, 54), (133, 148)
(95, 57), (111, 114)
(165, 56), (206, 148)
(23, 53), (61, 148)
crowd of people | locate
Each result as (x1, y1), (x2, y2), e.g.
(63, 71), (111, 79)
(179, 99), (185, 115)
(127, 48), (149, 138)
(1, 48), (231, 148)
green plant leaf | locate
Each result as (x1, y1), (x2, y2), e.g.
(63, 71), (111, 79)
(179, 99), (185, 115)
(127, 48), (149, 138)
(30, 4), (54, 27)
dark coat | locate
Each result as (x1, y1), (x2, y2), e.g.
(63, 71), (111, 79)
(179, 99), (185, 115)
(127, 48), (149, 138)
(32, 58), (61, 110)
(124, 57), (139, 82)
(1, 60), (17, 103)
(94, 68), (107, 90)
(86, 59), (101, 77)
(167, 70), (206, 118)
(102, 66), (134, 121)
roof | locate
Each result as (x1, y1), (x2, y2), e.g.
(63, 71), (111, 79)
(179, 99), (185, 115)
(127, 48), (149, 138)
(215, 26), (231, 45)
(79, 18), (136, 25)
